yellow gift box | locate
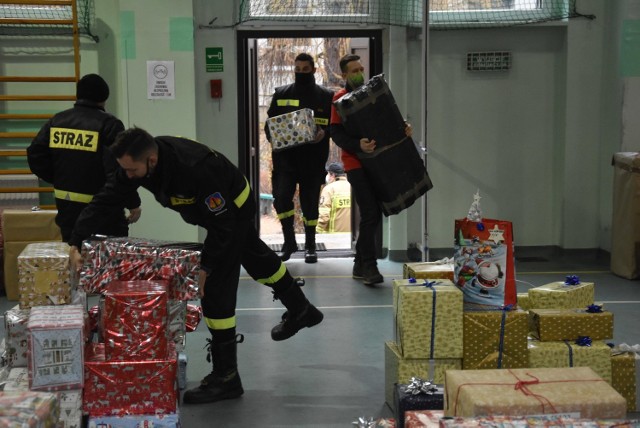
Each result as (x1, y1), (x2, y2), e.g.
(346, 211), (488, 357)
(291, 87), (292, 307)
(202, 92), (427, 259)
(527, 338), (612, 383)
(611, 351), (639, 412)
(17, 242), (70, 309)
(395, 281), (463, 359)
(463, 310), (529, 369)
(443, 367), (626, 419)
(403, 262), (454, 281)
(529, 308), (614, 341)
(384, 341), (461, 411)
(517, 292), (531, 311)
(528, 281), (594, 309)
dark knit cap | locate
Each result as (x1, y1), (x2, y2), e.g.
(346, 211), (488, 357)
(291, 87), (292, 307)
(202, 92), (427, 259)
(326, 162), (345, 175)
(76, 74), (110, 102)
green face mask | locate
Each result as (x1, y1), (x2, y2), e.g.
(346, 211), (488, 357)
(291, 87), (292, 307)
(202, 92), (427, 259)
(347, 72), (365, 89)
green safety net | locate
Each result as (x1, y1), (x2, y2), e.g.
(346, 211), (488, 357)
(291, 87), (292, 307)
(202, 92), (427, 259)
(238, 0), (595, 29)
(0, 0), (97, 41)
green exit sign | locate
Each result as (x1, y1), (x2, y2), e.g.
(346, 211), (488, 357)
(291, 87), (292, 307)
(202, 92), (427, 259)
(206, 47), (223, 72)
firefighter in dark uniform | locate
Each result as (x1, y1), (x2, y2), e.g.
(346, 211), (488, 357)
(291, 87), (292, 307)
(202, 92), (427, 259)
(27, 74), (141, 241)
(68, 127), (324, 405)
(264, 53), (334, 263)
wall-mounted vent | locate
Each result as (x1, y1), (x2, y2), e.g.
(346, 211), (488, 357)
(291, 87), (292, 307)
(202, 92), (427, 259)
(467, 51), (511, 71)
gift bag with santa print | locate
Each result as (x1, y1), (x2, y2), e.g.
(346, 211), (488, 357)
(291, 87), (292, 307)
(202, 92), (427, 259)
(453, 192), (516, 310)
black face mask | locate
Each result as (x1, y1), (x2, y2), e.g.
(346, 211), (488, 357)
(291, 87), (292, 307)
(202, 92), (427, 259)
(295, 72), (315, 86)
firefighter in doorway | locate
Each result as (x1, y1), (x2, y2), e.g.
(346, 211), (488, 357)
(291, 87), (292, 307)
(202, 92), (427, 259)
(264, 53), (334, 263)
(316, 162), (351, 234)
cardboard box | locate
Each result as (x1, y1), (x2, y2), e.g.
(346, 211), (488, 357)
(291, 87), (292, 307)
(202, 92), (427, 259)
(395, 281), (463, 359)
(462, 310), (529, 370)
(385, 341), (461, 411)
(527, 338), (612, 383)
(18, 241), (70, 309)
(1, 209), (61, 242)
(528, 281), (595, 310)
(443, 367), (626, 419)
(529, 308), (614, 342)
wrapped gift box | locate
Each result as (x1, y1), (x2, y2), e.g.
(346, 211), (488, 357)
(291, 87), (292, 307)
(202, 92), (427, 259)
(529, 308), (614, 342)
(266, 108), (317, 151)
(17, 241), (71, 309)
(2, 367), (28, 391)
(103, 280), (169, 361)
(3, 305), (30, 367)
(385, 341), (461, 410)
(84, 343), (177, 417)
(79, 236), (201, 300)
(27, 304), (85, 391)
(392, 279), (455, 315)
(402, 262), (454, 281)
(0, 391), (60, 426)
(87, 410), (180, 428)
(404, 410), (443, 428)
(463, 309), (529, 370)
(169, 300), (187, 351)
(57, 389), (83, 428)
(443, 367), (626, 419)
(611, 349), (639, 412)
(395, 280), (463, 359)
(185, 303), (202, 332)
(394, 380), (444, 428)
(527, 338), (612, 383)
(439, 415), (640, 427)
(517, 292), (531, 311)
(528, 281), (594, 310)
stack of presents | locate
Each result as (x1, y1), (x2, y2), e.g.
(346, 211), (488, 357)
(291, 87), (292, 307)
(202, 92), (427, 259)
(0, 209), (202, 427)
(383, 194), (640, 428)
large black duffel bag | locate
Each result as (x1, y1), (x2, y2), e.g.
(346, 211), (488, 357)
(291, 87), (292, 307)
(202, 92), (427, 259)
(334, 74), (433, 216)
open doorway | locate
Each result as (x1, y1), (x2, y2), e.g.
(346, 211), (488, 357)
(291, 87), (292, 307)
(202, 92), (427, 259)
(236, 30), (382, 258)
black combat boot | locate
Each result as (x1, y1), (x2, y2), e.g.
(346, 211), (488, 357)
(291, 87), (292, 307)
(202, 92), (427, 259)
(271, 278), (324, 341)
(280, 217), (298, 261)
(304, 226), (318, 263)
(352, 255), (363, 279)
(182, 334), (244, 404)
(362, 263), (383, 285)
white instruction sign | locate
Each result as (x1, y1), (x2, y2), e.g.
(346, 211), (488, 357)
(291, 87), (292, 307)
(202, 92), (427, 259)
(147, 60), (175, 100)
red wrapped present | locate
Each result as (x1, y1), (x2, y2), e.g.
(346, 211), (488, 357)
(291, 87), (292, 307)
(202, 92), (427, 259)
(79, 236), (201, 300)
(185, 303), (202, 332)
(83, 342), (177, 417)
(103, 280), (169, 361)
(27, 304), (85, 391)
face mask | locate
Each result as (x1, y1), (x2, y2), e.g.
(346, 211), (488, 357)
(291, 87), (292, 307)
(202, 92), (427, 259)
(295, 72), (315, 86)
(347, 72), (365, 89)
(325, 174), (331, 184)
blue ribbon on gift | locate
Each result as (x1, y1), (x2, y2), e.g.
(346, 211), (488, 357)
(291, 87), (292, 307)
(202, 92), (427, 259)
(496, 306), (513, 369)
(586, 304), (603, 313)
(576, 336), (592, 347)
(563, 340), (575, 367)
(564, 275), (580, 285)
(476, 222), (485, 232)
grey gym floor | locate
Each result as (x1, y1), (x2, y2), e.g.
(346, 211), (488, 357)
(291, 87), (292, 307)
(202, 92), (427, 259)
(1, 249), (639, 427)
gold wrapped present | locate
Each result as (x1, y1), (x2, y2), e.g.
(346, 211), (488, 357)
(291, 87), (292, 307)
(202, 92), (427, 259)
(393, 278), (455, 315)
(403, 261), (455, 281)
(385, 341), (461, 411)
(611, 347), (640, 412)
(443, 367), (626, 419)
(463, 310), (529, 369)
(529, 308), (614, 341)
(527, 338), (612, 383)
(17, 241), (70, 309)
(517, 292), (531, 310)
(528, 281), (594, 309)
(395, 281), (463, 359)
